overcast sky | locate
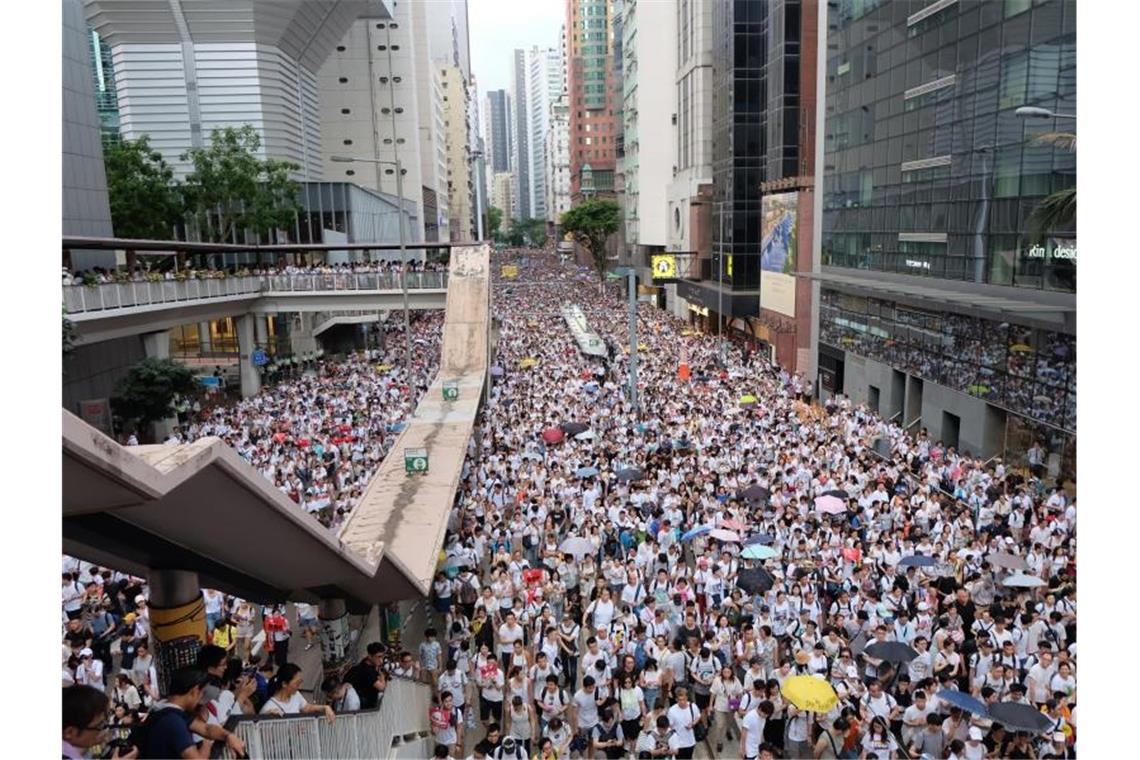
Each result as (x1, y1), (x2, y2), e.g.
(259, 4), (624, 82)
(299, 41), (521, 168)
(468, 0), (564, 94)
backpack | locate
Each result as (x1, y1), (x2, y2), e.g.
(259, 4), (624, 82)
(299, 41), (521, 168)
(633, 639), (648, 670)
(459, 579), (479, 605)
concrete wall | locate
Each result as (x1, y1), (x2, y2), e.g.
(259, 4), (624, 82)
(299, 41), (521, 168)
(841, 352), (1006, 458)
(62, 334), (147, 423)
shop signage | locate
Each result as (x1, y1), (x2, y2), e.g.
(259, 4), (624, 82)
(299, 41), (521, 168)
(1025, 242), (1077, 262)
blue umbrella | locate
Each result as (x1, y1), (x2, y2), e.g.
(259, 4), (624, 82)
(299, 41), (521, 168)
(681, 525), (712, 542)
(936, 690), (990, 717)
(490, 365), (504, 377)
(741, 545), (778, 560)
(899, 555), (937, 568)
(576, 466), (600, 478)
(744, 533), (776, 546)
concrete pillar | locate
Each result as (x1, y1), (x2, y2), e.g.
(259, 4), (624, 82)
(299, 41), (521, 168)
(197, 322), (212, 353)
(291, 313), (318, 356)
(147, 569), (206, 697)
(236, 314), (262, 398)
(141, 331), (178, 441)
(254, 314), (269, 348)
(318, 598), (350, 671)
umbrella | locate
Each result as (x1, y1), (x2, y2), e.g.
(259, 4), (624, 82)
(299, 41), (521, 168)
(987, 552), (1030, 572)
(721, 518), (747, 531)
(489, 365), (504, 377)
(967, 384), (991, 396)
(898, 555), (938, 568)
(559, 537), (595, 558)
(1003, 574), (1046, 588)
(521, 451), (544, 461)
(988, 702), (1055, 733)
(739, 394), (758, 407)
(1010, 343), (1033, 354)
(519, 358), (538, 369)
(936, 690), (989, 717)
(542, 427), (565, 444)
(376, 363), (393, 371)
(781, 676), (839, 713)
(681, 525), (713, 542)
(744, 533), (775, 546)
(442, 554), (469, 570)
(575, 430), (597, 441)
(562, 422), (589, 436)
(616, 467), (645, 482)
(822, 489), (849, 499)
(815, 495), (846, 515)
(741, 544), (778, 560)
(864, 641), (919, 663)
(576, 466), (600, 478)
(709, 529), (741, 543)
(739, 485), (771, 502)
(736, 567), (775, 594)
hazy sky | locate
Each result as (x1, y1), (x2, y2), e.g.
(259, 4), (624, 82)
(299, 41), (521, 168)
(468, 0), (564, 94)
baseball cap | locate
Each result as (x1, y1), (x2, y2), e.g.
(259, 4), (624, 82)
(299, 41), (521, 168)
(79, 648), (93, 658)
(969, 727), (983, 741)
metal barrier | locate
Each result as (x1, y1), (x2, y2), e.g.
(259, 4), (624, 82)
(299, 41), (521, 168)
(64, 272), (449, 315)
(218, 675), (432, 760)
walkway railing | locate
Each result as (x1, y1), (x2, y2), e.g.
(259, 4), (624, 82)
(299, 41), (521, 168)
(63, 272), (449, 315)
(216, 675), (432, 760)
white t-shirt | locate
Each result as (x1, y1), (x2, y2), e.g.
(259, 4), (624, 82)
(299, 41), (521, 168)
(574, 689), (600, 729)
(439, 671), (468, 707)
(742, 711), (766, 758)
(666, 703), (699, 748)
(261, 691), (308, 715)
(498, 623), (525, 655)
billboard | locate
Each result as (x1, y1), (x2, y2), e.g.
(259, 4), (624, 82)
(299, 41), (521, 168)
(651, 254), (677, 280)
(760, 192), (798, 317)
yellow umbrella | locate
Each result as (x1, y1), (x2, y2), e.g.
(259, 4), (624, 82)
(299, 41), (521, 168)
(1010, 343), (1033, 354)
(638, 343), (649, 351)
(739, 394), (758, 406)
(519, 358), (538, 369)
(781, 675), (839, 712)
(376, 363), (394, 372)
(681, 329), (697, 337)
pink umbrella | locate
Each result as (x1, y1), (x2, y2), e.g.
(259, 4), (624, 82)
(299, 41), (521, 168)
(542, 427), (565, 444)
(815, 495), (846, 515)
(722, 519), (747, 531)
(709, 528), (741, 543)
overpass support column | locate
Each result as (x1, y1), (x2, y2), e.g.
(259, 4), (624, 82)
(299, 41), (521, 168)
(197, 322), (212, 353)
(318, 598), (350, 672)
(236, 314), (262, 398)
(147, 569), (206, 697)
(254, 314), (269, 349)
(142, 331), (178, 441)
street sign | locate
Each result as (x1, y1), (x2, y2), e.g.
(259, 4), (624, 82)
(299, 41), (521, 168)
(404, 447), (429, 474)
(251, 349), (269, 367)
(442, 380), (459, 401)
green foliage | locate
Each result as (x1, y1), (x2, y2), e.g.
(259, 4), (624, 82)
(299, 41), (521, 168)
(487, 206), (504, 239)
(104, 136), (181, 239)
(111, 358), (198, 430)
(560, 199), (621, 280)
(63, 306), (77, 359)
(181, 125), (301, 243)
(1025, 131), (1076, 244)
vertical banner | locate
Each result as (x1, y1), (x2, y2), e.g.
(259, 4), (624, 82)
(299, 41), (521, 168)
(760, 192), (798, 317)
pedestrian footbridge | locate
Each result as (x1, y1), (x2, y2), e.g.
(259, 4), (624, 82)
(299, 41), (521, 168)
(62, 246), (489, 607)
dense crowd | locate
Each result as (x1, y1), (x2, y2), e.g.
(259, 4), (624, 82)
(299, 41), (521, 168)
(421, 251), (1076, 759)
(63, 258), (449, 286)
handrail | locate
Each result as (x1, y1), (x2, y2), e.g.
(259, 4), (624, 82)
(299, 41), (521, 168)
(887, 410), (903, 423)
(63, 273), (449, 315)
(904, 416), (922, 430)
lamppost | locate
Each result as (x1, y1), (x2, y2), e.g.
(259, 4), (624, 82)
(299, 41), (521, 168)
(715, 199), (728, 365)
(471, 149), (485, 241)
(1014, 106), (1076, 120)
(330, 155), (411, 375)
(614, 265), (638, 413)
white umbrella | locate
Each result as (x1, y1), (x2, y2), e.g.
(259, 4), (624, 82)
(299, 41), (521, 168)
(815, 495), (846, 515)
(1003, 574), (1047, 588)
(987, 553), (1030, 572)
(575, 430), (597, 440)
(709, 528), (742, 543)
(559, 537), (595, 558)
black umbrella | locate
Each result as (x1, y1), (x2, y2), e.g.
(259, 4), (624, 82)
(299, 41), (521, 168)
(864, 641), (919, 663)
(822, 489), (850, 500)
(736, 567), (775, 594)
(616, 467), (645, 482)
(898, 554), (938, 568)
(744, 533), (776, 546)
(988, 702), (1055, 733)
(739, 485), (771, 503)
(561, 421), (589, 436)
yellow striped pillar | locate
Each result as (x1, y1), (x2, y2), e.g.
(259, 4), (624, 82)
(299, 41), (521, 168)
(148, 570), (207, 696)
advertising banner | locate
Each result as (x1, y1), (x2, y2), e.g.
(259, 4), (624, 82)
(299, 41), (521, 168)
(760, 192), (798, 317)
(651, 254), (677, 280)
(562, 305), (608, 357)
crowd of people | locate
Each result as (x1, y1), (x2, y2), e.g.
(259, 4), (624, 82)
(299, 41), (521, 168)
(420, 251), (1076, 759)
(63, 258), (450, 286)
(62, 248), (1076, 759)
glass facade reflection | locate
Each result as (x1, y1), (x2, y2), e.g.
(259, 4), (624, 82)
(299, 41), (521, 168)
(822, 0), (1076, 292)
(819, 289), (1074, 432)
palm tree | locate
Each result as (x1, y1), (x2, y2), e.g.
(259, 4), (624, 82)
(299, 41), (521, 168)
(1025, 131), (1076, 243)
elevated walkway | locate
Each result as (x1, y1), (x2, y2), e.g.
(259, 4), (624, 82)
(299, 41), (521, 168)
(61, 245), (490, 605)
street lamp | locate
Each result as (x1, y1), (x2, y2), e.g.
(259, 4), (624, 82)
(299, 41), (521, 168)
(1015, 106), (1076, 120)
(471, 149), (485, 241)
(331, 155), (411, 376)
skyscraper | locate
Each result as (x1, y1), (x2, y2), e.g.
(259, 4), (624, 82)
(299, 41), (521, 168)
(510, 49), (532, 219)
(566, 0), (620, 201)
(526, 46), (562, 222)
(484, 90), (512, 174)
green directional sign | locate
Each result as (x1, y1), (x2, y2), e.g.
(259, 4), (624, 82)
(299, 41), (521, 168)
(404, 447), (429, 474)
(442, 380), (459, 401)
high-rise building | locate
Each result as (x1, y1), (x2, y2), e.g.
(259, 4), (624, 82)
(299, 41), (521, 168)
(526, 46), (562, 221)
(566, 0), (620, 201)
(620, 0), (676, 272)
(484, 90), (512, 174)
(491, 171), (516, 220)
(816, 0), (1076, 472)
(545, 97), (572, 234)
(509, 49), (532, 220)
(411, 0), (452, 241)
(469, 74), (489, 239)
(88, 27), (119, 145)
(440, 63), (474, 241)
(84, 0), (374, 179)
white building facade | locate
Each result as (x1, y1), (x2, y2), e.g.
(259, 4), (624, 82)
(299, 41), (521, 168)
(526, 46), (562, 222)
(545, 97), (571, 234)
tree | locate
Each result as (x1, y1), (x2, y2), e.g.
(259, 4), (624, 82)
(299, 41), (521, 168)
(1025, 131), (1076, 244)
(63, 307), (78, 361)
(505, 218), (528, 247)
(521, 217), (549, 247)
(181, 125), (302, 243)
(111, 358), (197, 435)
(104, 136), (182, 239)
(487, 206), (504, 240)
(560, 199), (621, 280)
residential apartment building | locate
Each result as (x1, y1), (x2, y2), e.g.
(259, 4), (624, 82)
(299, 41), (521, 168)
(440, 63), (474, 241)
(546, 97), (572, 235)
(527, 46), (563, 222)
(509, 49), (532, 219)
(411, 0), (451, 241)
(491, 171), (516, 220)
(817, 0), (1076, 474)
(566, 0), (620, 201)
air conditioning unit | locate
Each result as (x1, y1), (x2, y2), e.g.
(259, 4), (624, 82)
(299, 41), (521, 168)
(671, 114), (677, 125)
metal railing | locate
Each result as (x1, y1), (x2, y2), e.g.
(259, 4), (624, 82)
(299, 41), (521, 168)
(217, 675), (432, 760)
(63, 273), (449, 315)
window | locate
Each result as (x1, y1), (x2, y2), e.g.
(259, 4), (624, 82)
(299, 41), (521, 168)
(345, 170), (355, 176)
(336, 45), (346, 52)
(377, 45), (387, 51)
(341, 108), (351, 114)
(343, 139), (353, 145)
(338, 77), (348, 83)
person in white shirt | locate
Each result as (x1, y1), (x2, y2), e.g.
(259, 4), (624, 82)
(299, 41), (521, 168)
(740, 699), (772, 760)
(665, 688), (702, 760)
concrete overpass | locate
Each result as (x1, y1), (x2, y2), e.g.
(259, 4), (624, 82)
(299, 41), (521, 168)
(62, 244), (490, 609)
